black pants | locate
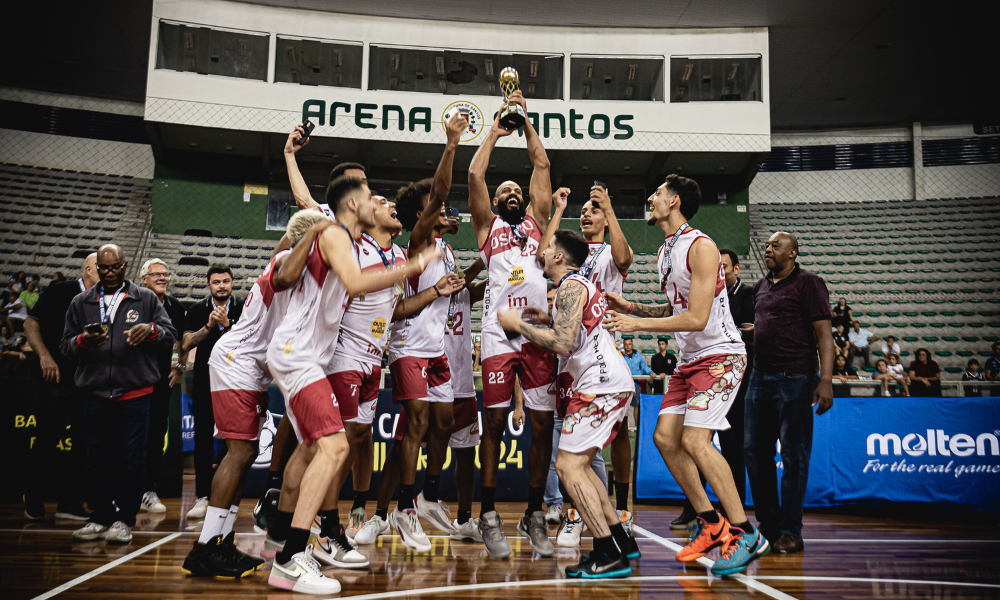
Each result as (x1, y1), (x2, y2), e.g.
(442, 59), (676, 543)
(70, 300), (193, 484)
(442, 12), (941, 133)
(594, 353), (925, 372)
(85, 394), (149, 527)
(192, 373), (216, 499)
(24, 381), (87, 506)
(145, 380), (172, 492)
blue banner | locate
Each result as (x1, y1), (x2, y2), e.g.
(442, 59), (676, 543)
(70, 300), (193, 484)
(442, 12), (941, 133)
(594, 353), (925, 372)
(636, 394), (1000, 512)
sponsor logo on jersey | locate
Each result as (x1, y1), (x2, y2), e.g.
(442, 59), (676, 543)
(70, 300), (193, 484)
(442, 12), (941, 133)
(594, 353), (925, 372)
(125, 309), (139, 323)
(508, 266), (525, 285)
(371, 317), (387, 339)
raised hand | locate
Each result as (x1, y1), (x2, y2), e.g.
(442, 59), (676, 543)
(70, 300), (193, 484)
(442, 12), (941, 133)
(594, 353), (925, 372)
(284, 125), (309, 155)
(602, 291), (631, 313)
(552, 187), (570, 212)
(445, 111), (470, 146)
(590, 184), (611, 210)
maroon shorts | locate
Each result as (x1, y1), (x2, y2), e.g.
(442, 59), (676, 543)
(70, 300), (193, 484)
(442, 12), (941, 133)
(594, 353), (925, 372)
(211, 389), (270, 440)
(393, 396), (478, 442)
(390, 354), (452, 403)
(285, 378), (345, 446)
(326, 364), (381, 424)
(482, 342), (556, 410)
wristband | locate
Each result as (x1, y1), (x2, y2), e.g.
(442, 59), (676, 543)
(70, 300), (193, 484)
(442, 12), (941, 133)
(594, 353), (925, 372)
(433, 285), (441, 298)
(627, 301), (634, 314)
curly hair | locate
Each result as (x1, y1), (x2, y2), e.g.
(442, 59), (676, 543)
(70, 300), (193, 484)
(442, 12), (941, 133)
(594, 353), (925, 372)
(395, 178), (433, 232)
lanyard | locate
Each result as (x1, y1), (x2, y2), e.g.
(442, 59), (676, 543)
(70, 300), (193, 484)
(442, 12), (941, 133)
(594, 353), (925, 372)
(98, 286), (125, 324)
(660, 222), (690, 290)
(508, 220), (527, 249)
(729, 277), (742, 295)
(361, 233), (396, 269)
(339, 223), (361, 264)
(581, 242), (607, 280)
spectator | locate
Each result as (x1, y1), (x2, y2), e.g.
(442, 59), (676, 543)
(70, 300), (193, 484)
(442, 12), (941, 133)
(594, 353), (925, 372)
(649, 338), (676, 395)
(907, 348), (941, 397)
(884, 354), (910, 396)
(880, 335), (901, 358)
(11, 271), (26, 292)
(21, 280), (40, 310)
(831, 297), (852, 331)
(832, 323), (849, 359)
(181, 264), (242, 519)
(873, 359), (901, 397)
(52, 271), (66, 284)
(985, 342), (1000, 396)
(30, 274), (42, 295)
(473, 340), (482, 372)
(847, 320), (877, 367)
(832, 354), (858, 397)
(1, 324), (11, 351)
(621, 337), (653, 398)
(61, 244), (176, 544)
(962, 359), (984, 397)
(744, 232), (834, 554)
(138, 259), (188, 514)
(2, 290), (28, 333)
(21, 253), (100, 521)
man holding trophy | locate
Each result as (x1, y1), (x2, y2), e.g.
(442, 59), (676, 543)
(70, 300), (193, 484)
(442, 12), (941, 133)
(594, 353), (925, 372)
(467, 67), (557, 558)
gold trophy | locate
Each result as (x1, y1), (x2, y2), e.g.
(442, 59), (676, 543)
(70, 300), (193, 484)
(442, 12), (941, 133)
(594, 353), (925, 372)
(498, 66), (526, 131)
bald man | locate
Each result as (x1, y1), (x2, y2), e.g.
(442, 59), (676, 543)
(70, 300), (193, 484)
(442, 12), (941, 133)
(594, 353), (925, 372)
(61, 245), (177, 544)
(22, 254), (99, 521)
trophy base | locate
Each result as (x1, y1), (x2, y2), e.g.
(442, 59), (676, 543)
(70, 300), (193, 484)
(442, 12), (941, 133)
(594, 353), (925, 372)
(499, 105), (526, 131)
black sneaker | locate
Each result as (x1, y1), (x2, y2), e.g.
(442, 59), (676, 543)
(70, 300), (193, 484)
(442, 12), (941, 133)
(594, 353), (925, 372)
(223, 532), (265, 571)
(182, 535), (256, 578)
(55, 503), (92, 521)
(253, 488), (280, 534)
(623, 533), (641, 560)
(567, 551), (632, 579)
(24, 494), (44, 521)
(670, 506), (697, 529)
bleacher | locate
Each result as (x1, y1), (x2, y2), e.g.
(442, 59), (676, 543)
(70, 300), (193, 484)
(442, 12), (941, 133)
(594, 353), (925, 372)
(750, 197), (1000, 377)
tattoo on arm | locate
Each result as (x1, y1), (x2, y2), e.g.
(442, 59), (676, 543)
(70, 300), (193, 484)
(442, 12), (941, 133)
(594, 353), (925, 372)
(516, 281), (585, 354)
(630, 302), (672, 318)
(183, 327), (209, 351)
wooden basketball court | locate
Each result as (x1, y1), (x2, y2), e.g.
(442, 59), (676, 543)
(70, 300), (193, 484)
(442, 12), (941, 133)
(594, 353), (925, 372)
(4, 480), (999, 600)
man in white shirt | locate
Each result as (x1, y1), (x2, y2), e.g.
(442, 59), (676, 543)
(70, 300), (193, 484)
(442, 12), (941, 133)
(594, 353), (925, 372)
(847, 320), (877, 367)
(2, 290), (28, 333)
(880, 335), (901, 358)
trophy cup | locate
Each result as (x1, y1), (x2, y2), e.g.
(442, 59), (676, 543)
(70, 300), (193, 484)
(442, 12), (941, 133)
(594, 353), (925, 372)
(498, 67), (526, 131)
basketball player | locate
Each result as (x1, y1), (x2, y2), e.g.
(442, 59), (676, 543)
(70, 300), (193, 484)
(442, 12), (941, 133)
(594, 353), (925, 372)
(264, 176), (439, 594)
(468, 91), (556, 558)
(182, 210), (328, 579)
(498, 230), (638, 579)
(544, 183), (637, 532)
(603, 174), (769, 575)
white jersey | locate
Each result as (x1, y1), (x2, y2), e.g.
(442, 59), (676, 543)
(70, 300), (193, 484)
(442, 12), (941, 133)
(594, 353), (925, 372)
(443, 288), (475, 398)
(268, 235), (356, 369)
(334, 236), (405, 367)
(210, 249), (292, 376)
(479, 215), (547, 357)
(582, 241), (627, 350)
(657, 227), (745, 363)
(388, 237), (454, 360)
(553, 273), (633, 395)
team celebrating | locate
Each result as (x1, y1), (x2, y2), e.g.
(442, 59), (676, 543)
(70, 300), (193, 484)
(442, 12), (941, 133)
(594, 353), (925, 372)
(178, 91), (767, 593)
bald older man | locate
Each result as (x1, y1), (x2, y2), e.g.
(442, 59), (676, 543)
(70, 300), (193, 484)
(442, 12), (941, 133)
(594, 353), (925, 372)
(743, 232), (834, 554)
(61, 245), (176, 544)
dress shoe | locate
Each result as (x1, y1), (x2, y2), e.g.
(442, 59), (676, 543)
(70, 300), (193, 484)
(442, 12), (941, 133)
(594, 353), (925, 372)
(773, 533), (803, 553)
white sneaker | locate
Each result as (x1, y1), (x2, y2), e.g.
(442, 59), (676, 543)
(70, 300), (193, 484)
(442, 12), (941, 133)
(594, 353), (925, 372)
(354, 514), (389, 545)
(268, 547), (341, 594)
(186, 497), (209, 519)
(72, 522), (108, 541)
(311, 516), (322, 535)
(450, 518), (484, 543)
(388, 507), (432, 552)
(557, 509), (583, 548)
(141, 491), (166, 514)
(105, 521), (132, 544)
(346, 507), (367, 541)
(314, 533), (370, 569)
(261, 533), (285, 558)
(883, 390), (892, 397)
(415, 492), (457, 534)
(617, 509), (634, 535)
(545, 504), (562, 525)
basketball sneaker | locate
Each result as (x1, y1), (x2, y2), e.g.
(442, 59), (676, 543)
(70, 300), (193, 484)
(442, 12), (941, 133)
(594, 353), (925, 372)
(450, 518), (483, 543)
(253, 488), (280, 534)
(55, 503), (92, 521)
(72, 522), (108, 541)
(676, 514), (731, 562)
(186, 497), (209, 519)
(617, 509), (634, 535)
(478, 511), (511, 558)
(389, 507), (432, 553)
(141, 491), (166, 514)
(346, 507), (367, 541)
(566, 551), (631, 579)
(354, 514), (389, 545)
(545, 504), (562, 525)
(268, 547), (341, 594)
(261, 533), (285, 558)
(557, 509), (583, 548)
(222, 532), (265, 571)
(313, 525), (370, 569)
(670, 506), (698, 529)
(710, 526), (770, 575)
(105, 521), (132, 544)
(415, 492), (457, 534)
(183, 535), (256, 578)
(516, 510), (554, 557)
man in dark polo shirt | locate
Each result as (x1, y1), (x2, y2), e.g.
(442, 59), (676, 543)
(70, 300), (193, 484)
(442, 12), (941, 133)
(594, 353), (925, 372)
(744, 232), (834, 554)
(181, 264), (242, 519)
(649, 338), (676, 395)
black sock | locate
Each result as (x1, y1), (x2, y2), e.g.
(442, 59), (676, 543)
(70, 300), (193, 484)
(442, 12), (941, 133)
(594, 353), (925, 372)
(594, 535), (622, 560)
(269, 510), (294, 541)
(423, 474), (441, 503)
(267, 471), (283, 491)
(319, 509), (340, 538)
(698, 510), (720, 524)
(733, 521), (755, 535)
(480, 486), (496, 517)
(458, 509), (472, 525)
(352, 490), (369, 511)
(615, 483), (630, 512)
(609, 522), (631, 554)
(375, 507), (388, 521)
(397, 485), (414, 511)
(275, 527), (310, 564)
(526, 486), (544, 516)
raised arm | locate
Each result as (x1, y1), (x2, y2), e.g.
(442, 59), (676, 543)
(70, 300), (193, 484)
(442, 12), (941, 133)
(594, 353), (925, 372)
(284, 126), (318, 210)
(462, 258), (485, 288)
(322, 227), (438, 297)
(537, 188), (568, 262)
(273, 221), (334, 290)
(497, 279), (585, 356)
(411, 114), (468, 253)
(468, 102), (515, 248)
(517, 96), (552, 231)
(591, 185), (633, 275)
(391, 273), (464, 321)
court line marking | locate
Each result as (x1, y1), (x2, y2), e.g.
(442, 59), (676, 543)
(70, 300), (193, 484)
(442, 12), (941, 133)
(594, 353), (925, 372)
(633, 524), (799, 600)
(30, 532), (182, 600)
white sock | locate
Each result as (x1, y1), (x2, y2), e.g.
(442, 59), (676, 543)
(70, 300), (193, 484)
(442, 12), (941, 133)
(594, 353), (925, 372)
(198, 507), (229, 544)
(222, 505), (239, 536)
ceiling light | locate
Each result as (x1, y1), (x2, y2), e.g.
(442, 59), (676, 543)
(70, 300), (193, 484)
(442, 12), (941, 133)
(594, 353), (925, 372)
(681, 64), (693, 81)
(628, 64), (637, 81)
(426, 159), (434, 165)
(435, 56), (445, 75)
(585, 63), (593, 79)
(333, 154), (340, 159)
(728, 63), (739, 80)
(189, 142), (197, 147)
(391, 54), (400, 71)
(530, 60), (539, 77)
(718, 166), (725, 171)
(675, 166), (683, 171)
(390, 158), (398, 163)
(624, 165), (631, 170)
(524, 165), (531, 169)
(624, 86), (634, 100)
(581, 166), (589, 171)
(225, 145), (233, 151)
(484, 59), (494, 76)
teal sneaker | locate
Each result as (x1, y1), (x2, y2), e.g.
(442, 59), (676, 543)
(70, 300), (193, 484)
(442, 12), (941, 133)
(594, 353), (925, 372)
(253, 488), (280, 534)
(710, 526), (770, 576)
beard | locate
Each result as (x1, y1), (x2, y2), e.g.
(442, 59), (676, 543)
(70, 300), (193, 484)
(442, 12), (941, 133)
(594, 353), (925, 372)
(497, 198), (527, 224)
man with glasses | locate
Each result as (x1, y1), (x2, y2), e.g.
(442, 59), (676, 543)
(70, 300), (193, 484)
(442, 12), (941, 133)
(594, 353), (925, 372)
(62, 245), (176, 544)
(138, 259), (188, 514)
(182, 264), (243, 520)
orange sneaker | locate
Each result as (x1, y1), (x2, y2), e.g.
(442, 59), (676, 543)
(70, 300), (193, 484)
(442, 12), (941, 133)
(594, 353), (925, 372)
(675, 514), (731, 562)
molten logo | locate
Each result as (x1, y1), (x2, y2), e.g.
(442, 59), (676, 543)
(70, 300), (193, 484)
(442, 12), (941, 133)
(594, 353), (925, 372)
(371, 317), (386, 339)
(867, 430), (1000, 457)
(508, 266), (525, 285)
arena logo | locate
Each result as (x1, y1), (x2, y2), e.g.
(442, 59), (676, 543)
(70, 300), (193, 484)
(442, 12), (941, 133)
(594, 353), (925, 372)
(302, 100), (634, 140)
(866, 429), (1000, 458)
(442, 100), (484, 143)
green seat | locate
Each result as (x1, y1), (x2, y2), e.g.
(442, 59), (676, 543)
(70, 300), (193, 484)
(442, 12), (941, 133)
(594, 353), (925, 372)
(638, 334), (653, 340)
(936, 351), (952, 357)
(874, 323), (890, 328)
(641, 349), (656, 355)
(930, 323), (946, 328)
(902, 336), (919, 342)
(943, 336), (959, 342)
(958, 350), (974, 357)
(655, 299), (670, 304)
(945, 367), (963, 374)
(962, 336), (979, 342)
(912, 323), (927, 328)
(923, 336), (939, 342)
(877, 300), (892, 305)
(622, 334), (635, 339)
